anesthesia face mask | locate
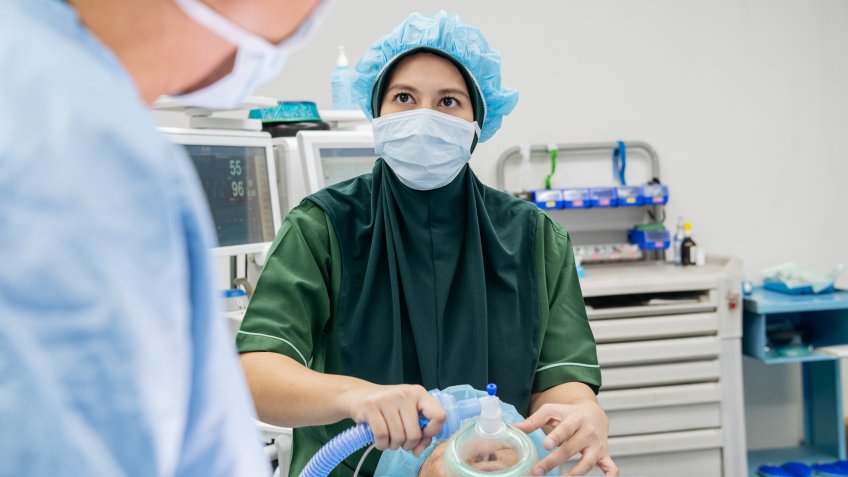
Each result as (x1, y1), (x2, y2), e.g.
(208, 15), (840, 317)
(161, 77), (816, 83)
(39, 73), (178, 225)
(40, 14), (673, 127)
(442, 393), (538, 477)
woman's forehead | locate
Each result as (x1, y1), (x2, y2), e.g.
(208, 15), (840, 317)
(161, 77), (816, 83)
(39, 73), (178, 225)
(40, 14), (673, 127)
(387, 53), (468, 93)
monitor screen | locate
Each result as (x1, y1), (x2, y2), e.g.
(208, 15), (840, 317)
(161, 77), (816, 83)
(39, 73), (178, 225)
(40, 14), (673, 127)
(318, 147), (378, 187)
(183, 145), (276, 248)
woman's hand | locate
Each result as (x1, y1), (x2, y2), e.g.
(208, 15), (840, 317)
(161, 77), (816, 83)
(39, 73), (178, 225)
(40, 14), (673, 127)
(514, 400), (618, 476)
(340, 383), (446, 456)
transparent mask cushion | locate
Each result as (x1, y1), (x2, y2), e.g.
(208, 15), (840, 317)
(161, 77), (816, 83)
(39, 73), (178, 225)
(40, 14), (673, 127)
(444, 418), (537, 477)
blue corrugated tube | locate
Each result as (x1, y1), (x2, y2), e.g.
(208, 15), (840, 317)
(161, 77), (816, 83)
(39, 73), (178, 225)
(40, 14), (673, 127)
(298, 422), (374, 477)
(297, 385), (493, 477)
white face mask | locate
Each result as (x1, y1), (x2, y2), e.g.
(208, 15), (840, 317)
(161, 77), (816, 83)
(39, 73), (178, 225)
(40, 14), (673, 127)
(168, 0), (330, 110)
(373, 109), (480, 191)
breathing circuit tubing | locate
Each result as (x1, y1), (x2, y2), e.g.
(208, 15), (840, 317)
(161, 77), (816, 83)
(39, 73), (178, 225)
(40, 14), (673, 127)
(297, 385), (497, 477)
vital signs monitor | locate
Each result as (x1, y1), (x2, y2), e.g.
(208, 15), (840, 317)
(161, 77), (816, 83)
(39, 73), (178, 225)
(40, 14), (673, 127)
(161, 127), (282, 256)
(298, 131), (377, 194)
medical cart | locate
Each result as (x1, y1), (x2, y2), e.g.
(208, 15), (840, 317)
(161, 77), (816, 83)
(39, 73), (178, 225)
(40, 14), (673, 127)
(577, 257), (747, 477)
(497, 141), (747, 477)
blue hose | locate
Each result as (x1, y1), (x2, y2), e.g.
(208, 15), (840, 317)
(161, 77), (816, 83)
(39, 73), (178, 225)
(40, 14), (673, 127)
(298, 422), (374, 477)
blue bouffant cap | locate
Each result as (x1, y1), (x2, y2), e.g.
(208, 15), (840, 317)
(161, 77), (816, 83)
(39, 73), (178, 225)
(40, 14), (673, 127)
(352, 11), (519, 143)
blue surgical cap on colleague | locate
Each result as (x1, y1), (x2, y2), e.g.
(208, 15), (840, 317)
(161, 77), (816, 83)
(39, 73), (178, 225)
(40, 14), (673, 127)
(373, 385), (559, 477)
(352, 11), (519, 143)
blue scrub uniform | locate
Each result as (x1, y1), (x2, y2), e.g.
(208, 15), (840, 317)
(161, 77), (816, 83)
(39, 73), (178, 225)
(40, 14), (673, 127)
(0, 1), (268, 476)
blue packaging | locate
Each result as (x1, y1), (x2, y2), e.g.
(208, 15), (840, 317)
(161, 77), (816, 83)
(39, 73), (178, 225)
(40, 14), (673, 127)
(617, 186), (644, 206)
(628, 229), (671, 250)
(249, 101), (321, 123)
(589, 187), (619, 208)
(562, 188), (591, 209)
(533, 190), (563, 210)
(643, 184), (669, 205)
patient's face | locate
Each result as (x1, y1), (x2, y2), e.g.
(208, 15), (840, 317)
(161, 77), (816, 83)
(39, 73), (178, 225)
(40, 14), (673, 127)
(417, 442), (448, 477)
(418, 441), (521, 476)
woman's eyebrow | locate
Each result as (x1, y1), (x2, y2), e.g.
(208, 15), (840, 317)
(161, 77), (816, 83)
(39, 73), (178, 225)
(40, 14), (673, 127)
(386, 84), (419, 93)
(438, 88), (470, 99)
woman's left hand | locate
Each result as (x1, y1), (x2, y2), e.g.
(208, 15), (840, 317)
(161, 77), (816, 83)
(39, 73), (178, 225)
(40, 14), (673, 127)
(514, 400), (618, 476)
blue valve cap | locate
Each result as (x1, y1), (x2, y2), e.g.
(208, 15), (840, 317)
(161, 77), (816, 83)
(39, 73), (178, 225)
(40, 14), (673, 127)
(486, 383), (497, 396)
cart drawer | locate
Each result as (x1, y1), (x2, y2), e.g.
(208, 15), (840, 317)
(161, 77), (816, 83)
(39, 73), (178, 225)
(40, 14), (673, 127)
(586, 290), (717, 320)
(590, 312), (719, 343)
(607, 401), (721, 436)
(597, 336), (720, 366)
(602, 360), (720, 390)
(585, 448), (722, 477)
(609, 428), (723, 456)
(598, 382), (722, 411)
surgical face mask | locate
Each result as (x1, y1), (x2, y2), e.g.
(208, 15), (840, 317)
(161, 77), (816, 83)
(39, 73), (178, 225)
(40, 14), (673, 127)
(372, 108), (480, 191)
(169, 0), (329, 110)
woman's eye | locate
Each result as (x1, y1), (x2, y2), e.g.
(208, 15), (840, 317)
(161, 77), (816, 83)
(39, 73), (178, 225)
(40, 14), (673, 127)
(440, 97), (458, 108)
(395, 93), (412, 104)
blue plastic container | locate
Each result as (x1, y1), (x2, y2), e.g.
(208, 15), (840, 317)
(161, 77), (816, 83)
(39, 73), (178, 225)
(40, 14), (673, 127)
(532, 190), (563, 210)
(617, 186), (644, 206)
(562, 188), (591, 209)
(628, 229), (671, 250)
(643, 184), (669, 205)
(589, 188), (619, 208)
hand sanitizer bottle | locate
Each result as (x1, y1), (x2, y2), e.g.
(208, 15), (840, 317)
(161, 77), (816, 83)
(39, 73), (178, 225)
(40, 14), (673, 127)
(331, 46), (356, 110)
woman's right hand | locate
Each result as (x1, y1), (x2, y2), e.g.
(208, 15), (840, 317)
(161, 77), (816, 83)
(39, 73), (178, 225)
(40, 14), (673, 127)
(341, 383), (447, 456)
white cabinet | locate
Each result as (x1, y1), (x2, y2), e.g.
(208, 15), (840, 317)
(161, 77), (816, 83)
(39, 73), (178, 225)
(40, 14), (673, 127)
(580, 257), (747, 477)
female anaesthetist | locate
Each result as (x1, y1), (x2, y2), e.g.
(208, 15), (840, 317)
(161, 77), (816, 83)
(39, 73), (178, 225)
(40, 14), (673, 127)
(237, 11), (618, 477)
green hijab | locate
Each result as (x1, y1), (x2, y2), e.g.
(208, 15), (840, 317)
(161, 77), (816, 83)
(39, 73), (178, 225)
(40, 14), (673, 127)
(307, 159), (540, 411)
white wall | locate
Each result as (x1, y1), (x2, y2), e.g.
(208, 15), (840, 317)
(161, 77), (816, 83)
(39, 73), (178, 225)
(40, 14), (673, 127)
(256, 0), (848, 281)
(179, 0), (848, 452)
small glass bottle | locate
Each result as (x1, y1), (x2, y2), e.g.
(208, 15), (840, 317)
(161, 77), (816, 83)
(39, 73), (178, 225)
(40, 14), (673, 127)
(680, 221), (698, 266)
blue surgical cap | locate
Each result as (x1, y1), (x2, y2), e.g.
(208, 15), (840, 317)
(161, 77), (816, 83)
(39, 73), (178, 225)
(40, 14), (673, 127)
(352, 11), (519, 143)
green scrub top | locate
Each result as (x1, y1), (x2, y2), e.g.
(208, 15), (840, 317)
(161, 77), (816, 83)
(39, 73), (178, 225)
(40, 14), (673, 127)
(237, 166), (600, 477)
